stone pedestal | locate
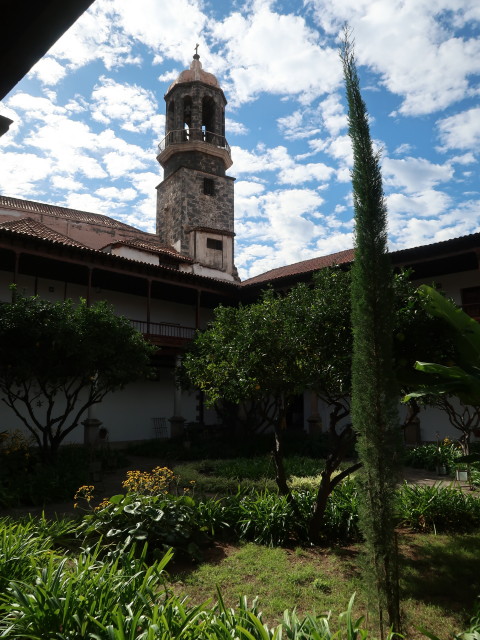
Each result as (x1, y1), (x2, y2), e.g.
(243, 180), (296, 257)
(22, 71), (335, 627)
(307, 414), (322, 435)
(169, 415), (186, 439)
(404, 419), (421, 445)
(82, 418), (102, 446)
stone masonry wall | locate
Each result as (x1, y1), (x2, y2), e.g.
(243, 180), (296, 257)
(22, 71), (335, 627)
(156, 166), (234, 255)
(163, 150), (225, 180)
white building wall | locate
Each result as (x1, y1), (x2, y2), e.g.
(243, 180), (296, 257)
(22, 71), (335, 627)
(0, 371), (204, 445)
(411, 268), (479, 304)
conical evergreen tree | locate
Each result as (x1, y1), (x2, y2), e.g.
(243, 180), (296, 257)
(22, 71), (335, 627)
(341, 36), (401, 635)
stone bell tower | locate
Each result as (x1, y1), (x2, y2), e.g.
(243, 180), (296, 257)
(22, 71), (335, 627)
(156, 48), (238, 281)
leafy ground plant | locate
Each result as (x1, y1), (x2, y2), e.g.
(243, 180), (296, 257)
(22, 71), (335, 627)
(78, 466), (208, 560)
(196, 480), (360, 546)
(174, 456), (349, 496)
(0, 517), (54, 595)
(404, 441), (462, 472)
(1, 517), (479, 639)
(1, 544), (172, 639)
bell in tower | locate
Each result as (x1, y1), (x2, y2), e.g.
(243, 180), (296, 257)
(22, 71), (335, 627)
(156, 47), (238, 281)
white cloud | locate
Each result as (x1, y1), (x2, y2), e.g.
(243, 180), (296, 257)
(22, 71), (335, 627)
(277, 109), (322, 140)
(120, 199), (156, 232)
(7, 92), (66, 119)
(382, 156), (453, 193)
(0, 153), (53, 198)
(212, 5), (341, 105)
(3, 91), (157, 201)
(317, 93), (348, 136)
(115, 0), (207, 61)
(388, 197), (480, 250)
(450, 153), (477, 165)
(232, 143), (335, 186)
(91, 77), (165, 134)
(130, 171), (162, 195)
(51, 175), (85, 191)
(232, 144), (293, 176)
(235, 187), (328, 278)
(394, 143), (414, 156)
(278, 162), (334, 185)
(102, 151), (148, 178)
(30, 57), (68, 85)
(236, 180), (265, 195)
(95, 187), (138, 200)
(63, 193), (115, 214)
(314, 232), (353, 256)
(307, 0), (480, 116)
(226, 118), (248, 135)
(387, 190), (452, 219)
(437, 107), (480, 151)
(44, 0), (137, 75)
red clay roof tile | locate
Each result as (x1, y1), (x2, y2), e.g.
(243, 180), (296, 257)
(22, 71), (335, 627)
(0, 217), (89, 248)
(241, 248), (354, 286)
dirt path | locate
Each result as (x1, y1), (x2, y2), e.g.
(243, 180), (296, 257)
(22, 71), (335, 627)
(1, 458), (476, 521)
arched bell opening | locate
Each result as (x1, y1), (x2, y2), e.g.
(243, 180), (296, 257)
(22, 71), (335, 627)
(202, 96), (216, 143)
(166, 99), (175, 134)
(183, 96), (192, 141)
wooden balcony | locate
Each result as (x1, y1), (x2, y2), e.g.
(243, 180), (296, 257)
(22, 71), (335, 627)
(130, 319), (196, 348)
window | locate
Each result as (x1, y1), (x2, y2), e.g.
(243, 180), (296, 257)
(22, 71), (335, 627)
(461, 286), (480, 321)
(207, 238), (223, 251)
(203, 178), (215, 196)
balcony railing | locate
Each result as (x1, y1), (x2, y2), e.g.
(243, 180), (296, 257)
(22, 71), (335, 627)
(158, 128), (230, 156)
(130, 320), (196, 345)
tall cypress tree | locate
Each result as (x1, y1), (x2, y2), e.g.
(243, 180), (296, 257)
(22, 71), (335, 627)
(341, 36), (401, 634)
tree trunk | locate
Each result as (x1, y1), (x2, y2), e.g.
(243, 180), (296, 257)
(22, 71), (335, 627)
(308, 461), (362, 541)
(272, 417), (289, 495)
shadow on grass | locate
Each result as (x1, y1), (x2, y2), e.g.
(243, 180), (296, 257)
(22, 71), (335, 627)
(169, 540), (234, 579)
(399, 533), (480, 616)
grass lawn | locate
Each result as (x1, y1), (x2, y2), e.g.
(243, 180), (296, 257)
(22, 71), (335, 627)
(170, 532), (480, 639)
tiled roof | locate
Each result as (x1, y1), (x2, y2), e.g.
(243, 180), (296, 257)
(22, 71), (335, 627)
(101, 238), (193, 263)
(0, 216), (239, 288)
(0, 217), (89, 248)
(241, 248), (355, 286)
(391, 231), (480, 261)
(0, 195), (140, 231)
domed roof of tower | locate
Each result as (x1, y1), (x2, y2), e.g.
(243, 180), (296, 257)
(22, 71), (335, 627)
(167, 50), (220, 93)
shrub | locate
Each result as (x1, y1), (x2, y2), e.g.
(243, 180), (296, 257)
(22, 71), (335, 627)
(174, 456), (337, 496)
(126, 432), (335, 461)
(396, 483), (480, 532)
(404, 441), (462, 472)
(0, 442), (93, 507)
(198, 480), (360, 546)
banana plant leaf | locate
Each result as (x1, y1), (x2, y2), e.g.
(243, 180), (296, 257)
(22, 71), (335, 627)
(404, 362), (480, 405)
(403, 286), (480, 406)
(418, 284), (480, 368)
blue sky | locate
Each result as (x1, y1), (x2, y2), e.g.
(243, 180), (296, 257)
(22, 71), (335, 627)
(0, 0), (479, 280)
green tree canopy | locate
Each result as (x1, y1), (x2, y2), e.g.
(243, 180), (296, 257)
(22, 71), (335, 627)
(0, 295), (155, 460)
(181, 266), (448, 536)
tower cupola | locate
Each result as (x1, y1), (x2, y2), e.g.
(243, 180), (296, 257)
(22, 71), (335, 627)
(156, 47), (237, 281)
